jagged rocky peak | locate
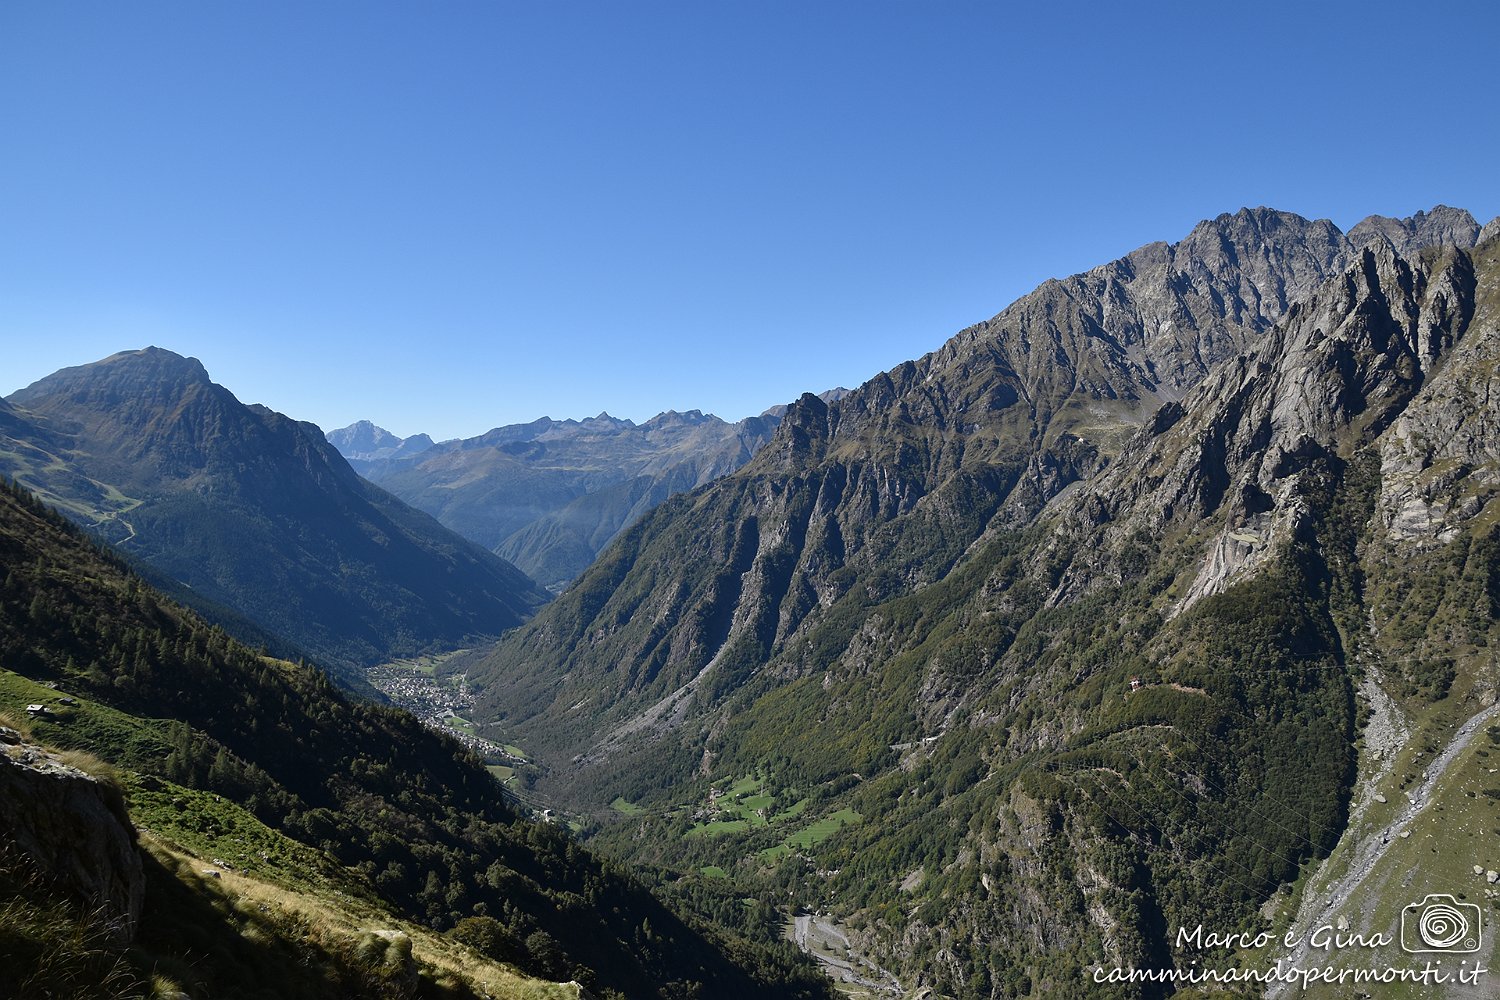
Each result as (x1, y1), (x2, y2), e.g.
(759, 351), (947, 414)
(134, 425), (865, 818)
(463, 413), (637, 449)
(1170, 207), (1350, 316)
(758, 387), (849, 420)
(1481, 216), (1500, 244)
(540, 412), (637, 436)
(763, 207), (1368, 482)
(840, 205), (1487, 466)
(1057, 238), (1488, 608)
(643, 409), (711, 429)
(579, 411), (634, 429)
(0, 728), (144, 946)
(1348, 205), (1481, 255)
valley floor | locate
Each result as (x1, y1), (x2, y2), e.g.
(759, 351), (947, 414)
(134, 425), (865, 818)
(368, 655), (529, 766)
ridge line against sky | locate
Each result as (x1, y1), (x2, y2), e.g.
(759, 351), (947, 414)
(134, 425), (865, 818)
(3, 1), (1497, 440)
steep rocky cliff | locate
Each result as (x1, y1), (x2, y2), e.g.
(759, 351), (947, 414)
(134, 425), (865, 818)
(0, 728), (143, 945)
(1053, 238), (1487, 607)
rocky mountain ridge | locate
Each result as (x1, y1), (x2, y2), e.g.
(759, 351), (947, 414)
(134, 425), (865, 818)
(335, 404), (791, 590)
(460, 207), (1499, 996)
(466, 206), (1490, 766)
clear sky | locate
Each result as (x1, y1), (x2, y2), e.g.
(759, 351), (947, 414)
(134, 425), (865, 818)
(3, 1), (1497, 441)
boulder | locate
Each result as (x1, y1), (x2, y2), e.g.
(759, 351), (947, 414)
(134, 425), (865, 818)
(0, 741), (144, 944)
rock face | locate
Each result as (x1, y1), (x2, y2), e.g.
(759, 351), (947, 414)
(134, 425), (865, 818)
(0, 730), (144, 945)
(1053, 239), (1492, 606)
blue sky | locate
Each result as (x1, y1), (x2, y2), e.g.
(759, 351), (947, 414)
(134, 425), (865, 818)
(3, 1), (1497, 440)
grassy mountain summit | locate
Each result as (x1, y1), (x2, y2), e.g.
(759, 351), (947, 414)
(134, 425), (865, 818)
(0, 476), (830, 999)
(460, 210), (1499, 995)
(1, 348), (548, 679)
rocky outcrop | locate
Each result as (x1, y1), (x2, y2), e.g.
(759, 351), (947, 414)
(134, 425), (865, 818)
(0, 729), (144, 945)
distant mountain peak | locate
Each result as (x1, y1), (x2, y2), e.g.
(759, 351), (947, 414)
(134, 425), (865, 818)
(330, 419), (400, 448)
(642, 408), (712, 430)
(326, 421), (434, 463)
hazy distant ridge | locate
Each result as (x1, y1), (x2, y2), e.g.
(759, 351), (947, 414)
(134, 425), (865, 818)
(329, 390), (847, 590)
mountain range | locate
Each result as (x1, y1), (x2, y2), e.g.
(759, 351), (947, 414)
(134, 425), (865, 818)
(329, 400), (844, 591)
(0, 348), (548, 682)
(455, 206), (1500, 994)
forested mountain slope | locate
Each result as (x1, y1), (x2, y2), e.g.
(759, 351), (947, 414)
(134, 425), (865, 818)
(0, 477), (829, 999)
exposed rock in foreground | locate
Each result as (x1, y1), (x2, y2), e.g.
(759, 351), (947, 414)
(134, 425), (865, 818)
(0, 727), (143, 945)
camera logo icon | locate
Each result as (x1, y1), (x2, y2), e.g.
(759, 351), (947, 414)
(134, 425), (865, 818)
(1400, 894), (1481, 953)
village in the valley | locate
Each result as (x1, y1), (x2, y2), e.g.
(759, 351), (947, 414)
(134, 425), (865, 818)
(366, 658), (526, 770)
